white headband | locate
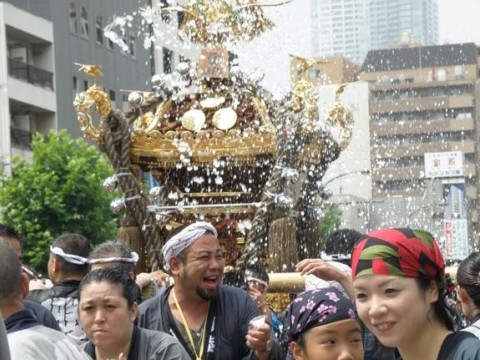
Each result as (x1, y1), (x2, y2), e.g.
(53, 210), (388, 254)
(246, 276), (269, 289)
(162, 222), (218, 271)
(50, 246), (89, 265)
(320, 251), (351, 261)
(88, 251), (139, 265)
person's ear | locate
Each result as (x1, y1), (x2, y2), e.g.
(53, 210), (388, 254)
(20, 273), (29, 299)
(170, 257), (182, 276)
(458, 286), (470, 303)
(130, 302), (138, 322)
(427, 280), (439, 304)
(51, 257), (60, 273)
(289, 341), (305, 360)
(127, 271), (136, 281)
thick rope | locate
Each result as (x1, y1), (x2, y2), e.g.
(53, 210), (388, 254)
(100, 112), (163, 270)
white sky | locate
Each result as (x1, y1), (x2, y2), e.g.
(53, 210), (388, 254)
(237, 0), (480, 94)
(438, 0), (480, 45)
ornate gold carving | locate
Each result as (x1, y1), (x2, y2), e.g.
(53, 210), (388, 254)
(130, 129), (276, 167)
(266, 292), (296, 313)
(144, 0), (289, 46)
(324, 84), (354, 150)
(74, 82), (112, 143)
(292, 80), (319, 121)
(75, 63), (103, 79)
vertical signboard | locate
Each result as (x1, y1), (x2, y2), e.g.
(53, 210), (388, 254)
(442, 178), (468, 260)
(424, 151), (469, 260)
(443, 219), (469, 260)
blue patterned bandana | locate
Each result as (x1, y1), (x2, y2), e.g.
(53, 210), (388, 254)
(284, 287), (357, 344)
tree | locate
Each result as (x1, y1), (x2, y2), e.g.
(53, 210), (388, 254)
(319, 203), (342, 239)
(0, 130), (118, 271)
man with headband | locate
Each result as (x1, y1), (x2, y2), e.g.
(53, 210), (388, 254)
(28, 233), (90, 345)
(0, 238), (91, 359)
(89, 240), (168, 302)
(284, 287), (363, 360)
(138, 221), (283, 360)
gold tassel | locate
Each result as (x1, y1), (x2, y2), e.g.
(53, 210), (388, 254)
(267, 217), (298, 272)
(116, 212), (146, 273)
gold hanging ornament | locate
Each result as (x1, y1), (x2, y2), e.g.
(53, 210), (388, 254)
(324, 84), (354, 150)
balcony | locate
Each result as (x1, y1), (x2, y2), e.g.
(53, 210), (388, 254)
(372, 140), (476, 159)
(8, 57), (54, 90)
(371, 118), (475, 136)
(10, 127), (33, 150)
(370, 94), (474, 114)
(372, 163), (476, 182)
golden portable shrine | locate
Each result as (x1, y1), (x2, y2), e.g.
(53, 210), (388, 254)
(74, 0), (354, 311)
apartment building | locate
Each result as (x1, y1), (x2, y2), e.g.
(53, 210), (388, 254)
(0, 3), (55, 174)
(0, 0), (152, 175)
(359, 42), (479, 256)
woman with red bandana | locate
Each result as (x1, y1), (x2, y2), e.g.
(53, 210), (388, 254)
(351, 228), (480, 360)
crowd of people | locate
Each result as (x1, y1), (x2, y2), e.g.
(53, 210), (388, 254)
(2, 221), (480, 359)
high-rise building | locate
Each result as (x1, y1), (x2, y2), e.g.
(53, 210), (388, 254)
(1, 0), (152, 175)
(310, 0), (439, 64)
(359, 42), (479, 257)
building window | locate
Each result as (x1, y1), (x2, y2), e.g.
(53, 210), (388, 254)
(73, 76), (77, 90)
(121, 34), (128, 54)
(80, 6), (89, 38)
(69, 1), (77, 33)
(108, 38), (114, 50)
(160, 0), (170, 23)
(109, 90), (116, 101)
(84, 80), (89, 91)
(96, 15), (103, 44)
(177, 11), (184, 28)
(162, 47), (174, 74)
(309, 69), (323, 79)
(129, 36), (136, 57)
(179, 55), (190, 64)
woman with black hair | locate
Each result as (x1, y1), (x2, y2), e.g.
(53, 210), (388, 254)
(351, 228), (480, 360)
(456, 251), (480, 337)
(78, 268), (189, 360)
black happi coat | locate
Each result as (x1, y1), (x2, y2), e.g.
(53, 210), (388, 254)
(138, 285), (284, 360)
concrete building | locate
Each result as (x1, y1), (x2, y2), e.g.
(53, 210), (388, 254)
(0, 2), (55, 174)
(290, 55), (372, 231)
(310, 0), (438, 64)
(290, 55), (359, 86)
(151, 0), (200, 75)
(359, 42), (479, 257)
(317, 81), (371, 201)
(1, 0), (152, 175)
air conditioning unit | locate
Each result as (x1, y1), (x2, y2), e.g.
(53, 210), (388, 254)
(12, 114), (31, 131)
(10, 47), (27, 63)
(454, 65), (464, 79)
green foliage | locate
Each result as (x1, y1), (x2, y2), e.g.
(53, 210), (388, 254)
(0, 130), (118, 271)
(319, 203), (342, 239)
